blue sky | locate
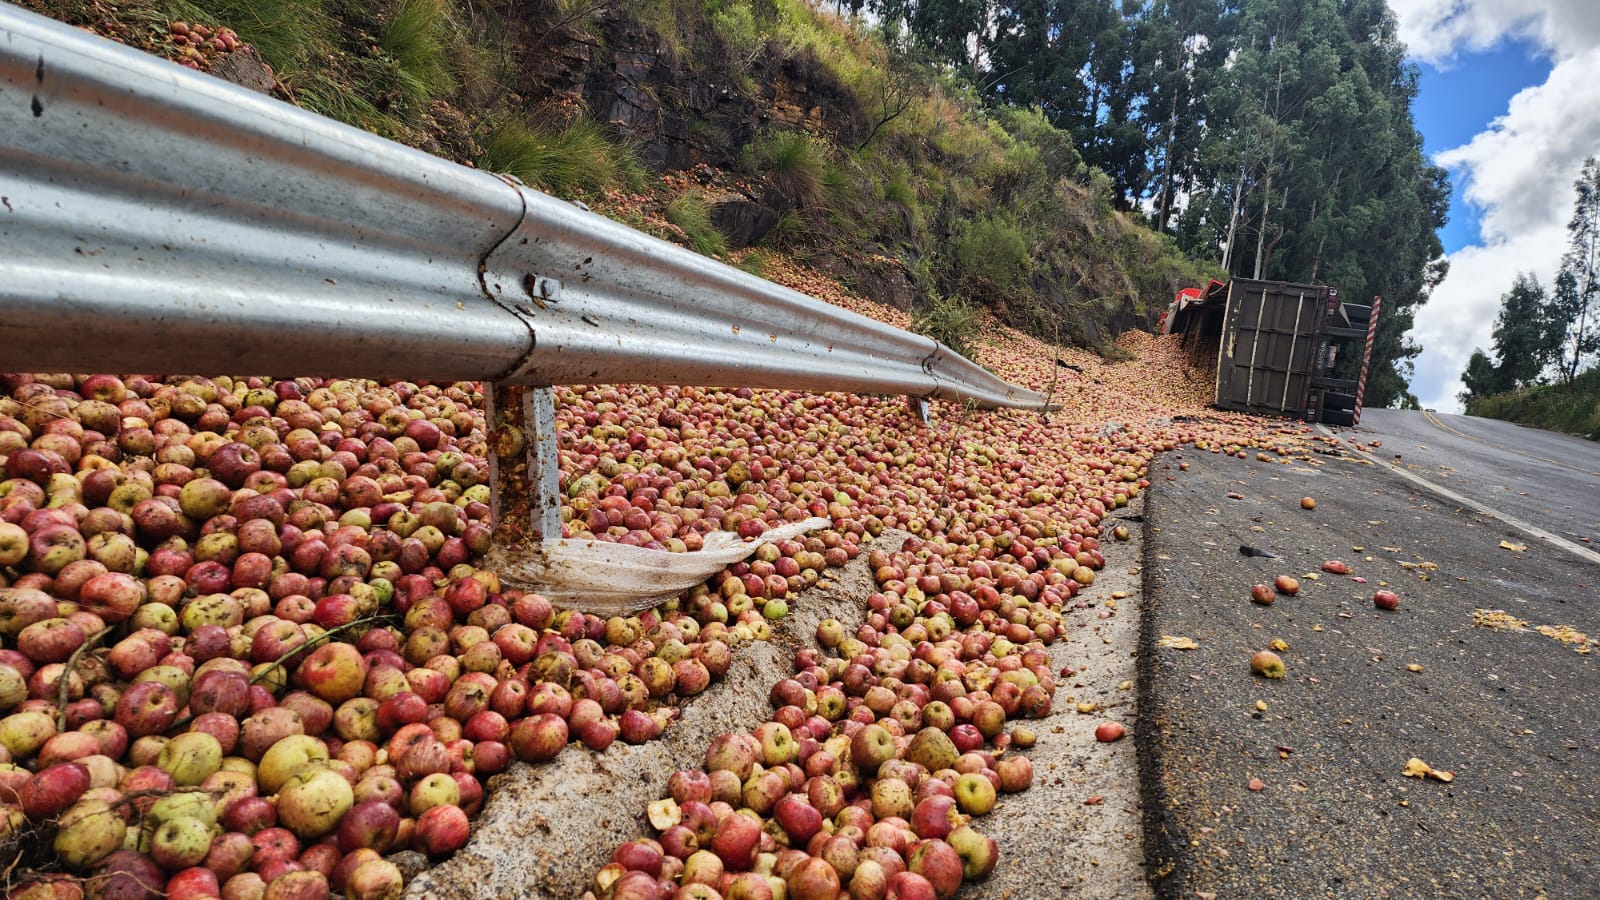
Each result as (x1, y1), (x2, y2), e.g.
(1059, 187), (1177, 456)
(1411, 42), (1552, 255)
(1391, 0), (1600, 413)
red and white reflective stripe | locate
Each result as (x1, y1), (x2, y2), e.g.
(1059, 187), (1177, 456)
(1353, 295), (1382, 425)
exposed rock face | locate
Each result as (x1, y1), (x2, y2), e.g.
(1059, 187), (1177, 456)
(710, 199), (780, 249)
(521, 17), (862, 172)
(206, 46), (276, 95)
(812, 253), (921, 313)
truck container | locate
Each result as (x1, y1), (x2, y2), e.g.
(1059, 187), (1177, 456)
(1161, 278), (1374, 425)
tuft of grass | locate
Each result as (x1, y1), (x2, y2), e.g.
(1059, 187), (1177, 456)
(751, 131), (829, 210)
(734, 248), (777, 278)
(881, 166), (916, 208)
(294, 71), (407, 138)
(380, 0), (458, 110)
(705, 0), (762, 68)
(914, 294), (980, 360)
(761, 209), (812, 249)
(664, 191), (729, 258)
(477, 119), (644, 199)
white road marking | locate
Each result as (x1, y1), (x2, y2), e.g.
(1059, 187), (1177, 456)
(1318, 426), (1600, 568)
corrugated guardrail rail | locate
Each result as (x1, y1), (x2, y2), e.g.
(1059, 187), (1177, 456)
(0, 4), (1049, 413)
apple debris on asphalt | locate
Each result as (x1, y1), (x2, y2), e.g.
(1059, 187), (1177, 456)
(1402, 757), (1455, 783)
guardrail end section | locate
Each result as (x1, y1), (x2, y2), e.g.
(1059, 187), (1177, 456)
(487, 384), (562, 550)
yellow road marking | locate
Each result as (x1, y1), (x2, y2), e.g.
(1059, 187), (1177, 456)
(1421, 410), (1599, 477)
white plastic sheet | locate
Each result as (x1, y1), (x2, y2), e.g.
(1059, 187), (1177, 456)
(487, 517), (833, 614)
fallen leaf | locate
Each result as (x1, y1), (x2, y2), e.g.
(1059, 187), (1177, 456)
(1499, 540), (1528, 552)
(1254, 700), (1268, 712)
(1158, 635), (1198, 650)
(1269, 639), (1289, 652)
(1406, 663), (1423, 672)
(1084, 795), (1104, 806)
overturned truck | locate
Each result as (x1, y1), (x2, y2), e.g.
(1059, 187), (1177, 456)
(1160, 278), (1379, 427)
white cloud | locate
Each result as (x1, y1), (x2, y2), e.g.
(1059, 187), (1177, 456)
(1410, 225), (1564, 411)
(1436, 46), (1600, 242)
(1388, 0), (1600, 64)
(1391, 2), (1600, 412)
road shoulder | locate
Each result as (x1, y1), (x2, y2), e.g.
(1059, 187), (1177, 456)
(1138, 446), (1600, 898)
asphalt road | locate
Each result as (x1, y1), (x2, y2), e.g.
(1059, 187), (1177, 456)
(1138, 430), (1600, 899)
(1357, 409), (1599, 554)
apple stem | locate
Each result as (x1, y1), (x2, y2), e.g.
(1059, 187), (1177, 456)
(57, 626), (115, 732)
(248, 613), (397, 689)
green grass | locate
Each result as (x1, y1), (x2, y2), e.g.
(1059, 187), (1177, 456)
(1469, 368), (1600, 439)
(294, 71), (406, 138)
(914, 294), (980, 360)
(477, 119), (644, 199)
(664, 191), (729, 257)
(750, 131), (829, 210)
(734, 248), (777, 278)
(380, 0), (458, 110)
(760, 210), (812, 249)
(949, 215), (1030, 297)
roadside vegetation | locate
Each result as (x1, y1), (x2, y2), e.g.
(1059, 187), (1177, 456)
(1460, 157), (1598, 437)
(1467, 370), (1600, 440)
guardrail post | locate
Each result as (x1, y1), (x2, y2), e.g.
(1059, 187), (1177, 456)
(907, 396), (931, 426)
(488, 384), (563, 549)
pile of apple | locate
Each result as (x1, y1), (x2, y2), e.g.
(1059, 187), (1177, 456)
(161, 22), (245, 71)
(0, 322), (1319, 900)
(2, 373), (869, 900)
(582, 528), (1089, 900)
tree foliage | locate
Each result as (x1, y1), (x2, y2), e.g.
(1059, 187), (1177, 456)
(1491, 274), (1562, 389)
(871, 0), (1449, 407)
(1458, 349), (1504, 408)
(1458, 273), (1563, 406)
(1553, 157), (1600, 383)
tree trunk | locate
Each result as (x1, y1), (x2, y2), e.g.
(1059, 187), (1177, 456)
(1221, 164), (1245, 274)
(1252, 167), (1273, 280)
(1156, 88), (1181, 232)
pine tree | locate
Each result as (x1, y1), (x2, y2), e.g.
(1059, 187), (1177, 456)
(1459, 348), (1506, 407)
(1489, 274), (1561, 388)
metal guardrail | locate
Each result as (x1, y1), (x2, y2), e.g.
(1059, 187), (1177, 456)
(0, 4), (1049, 413)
